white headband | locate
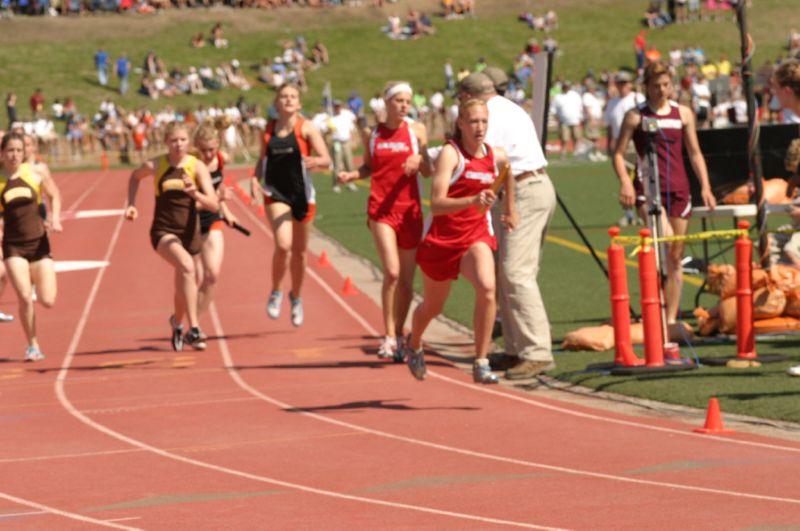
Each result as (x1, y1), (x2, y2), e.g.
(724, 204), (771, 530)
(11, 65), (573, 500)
(384, 83), (413, 101)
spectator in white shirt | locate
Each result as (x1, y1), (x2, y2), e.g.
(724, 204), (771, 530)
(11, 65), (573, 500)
(327, 101), (358, 192)
(552, 81), (583, 155)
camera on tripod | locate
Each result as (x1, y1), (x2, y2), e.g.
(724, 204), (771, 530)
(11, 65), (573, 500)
(642, 116), (659, 135)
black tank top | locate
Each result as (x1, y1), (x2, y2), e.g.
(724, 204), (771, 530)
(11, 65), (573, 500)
(1, 176), (45, 244)
(265, 130), (308, 221)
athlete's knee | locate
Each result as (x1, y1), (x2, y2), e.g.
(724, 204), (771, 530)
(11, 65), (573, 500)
(475, 280), (496, 303)
(202, 267), (220, 287)
(38, 293), (56, 308)
(178, 258), (196, 276)
(383, 265), (401, 285)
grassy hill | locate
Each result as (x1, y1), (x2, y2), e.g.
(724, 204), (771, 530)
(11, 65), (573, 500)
(1, 0), (798, 120)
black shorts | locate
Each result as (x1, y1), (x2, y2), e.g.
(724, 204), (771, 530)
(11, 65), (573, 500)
(3, 235), (52, 262)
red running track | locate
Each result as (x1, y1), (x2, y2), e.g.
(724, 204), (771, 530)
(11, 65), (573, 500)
(1, 168), (799, 530)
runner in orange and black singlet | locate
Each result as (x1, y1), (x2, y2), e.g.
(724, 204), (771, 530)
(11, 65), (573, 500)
(250, 82), (330, 328)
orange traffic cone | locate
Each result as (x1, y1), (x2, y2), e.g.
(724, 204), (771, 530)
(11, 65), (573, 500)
(318, 251), (331, 268)
(256, 204), (266, 218)
(100, 151), (109, 171)
(341, 276), (358, 296)
(693, 398), (735, 435)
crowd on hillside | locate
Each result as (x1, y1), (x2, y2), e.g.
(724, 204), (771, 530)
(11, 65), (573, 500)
(0, 0), (383, 16)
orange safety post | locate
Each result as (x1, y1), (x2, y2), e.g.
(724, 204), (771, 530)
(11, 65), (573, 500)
(637, 229), (664, 367)
(735, 220), (756, 359)
(607, 227), (641, 367)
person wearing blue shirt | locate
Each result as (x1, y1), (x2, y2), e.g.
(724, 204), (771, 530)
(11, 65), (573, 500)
(95, 48), (109, 87)
(116, 54), (131, 96)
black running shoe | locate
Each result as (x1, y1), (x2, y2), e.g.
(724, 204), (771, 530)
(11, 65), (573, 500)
(169, 315), (184, 352)
(185, 327), (207, 351)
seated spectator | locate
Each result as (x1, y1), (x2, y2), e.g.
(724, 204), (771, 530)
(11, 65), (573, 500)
(211, 22), (228, 49)
(190, 32), (205, 49)
(185, 67), (207, 94)
(139, 75), (158, 99)
(312, 40), (329, 66)
(419, 12), (435, 35)
(258, 57), (273, 83)
(225, 60), (251, 91)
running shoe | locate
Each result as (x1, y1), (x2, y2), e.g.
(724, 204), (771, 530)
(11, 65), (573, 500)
(0, 311), (13, 322)
(377, 336), (396, 359)
(31, 286), (37, 303)
(24, 346), (45, 362)
(169, 315), (184, 352)
(473, 360), (499, 384)
(290, 293), (304, 327)
(185, 327), (207, 351)
(347, 182), (358, 192)
(266, 290), (283, 320)
(392, 334), (407, 363)
(406, 346), (427, 381)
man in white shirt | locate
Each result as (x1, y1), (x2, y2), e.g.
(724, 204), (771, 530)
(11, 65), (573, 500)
(552, 81), (584, 155)
(459, 72), (557, 379)
(328, 101), (358, 192)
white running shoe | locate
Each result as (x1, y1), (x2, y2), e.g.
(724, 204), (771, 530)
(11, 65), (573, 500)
(0, 311), (13, 322)
(290, 293), (304, 327)
(347, 182), (358, 192)
(266, 291), (283, 320)
(377, 336), (396, 359)
(332, 185), (342, 193)
(24, 346), (45, 362)
(788, 365), (800, 377)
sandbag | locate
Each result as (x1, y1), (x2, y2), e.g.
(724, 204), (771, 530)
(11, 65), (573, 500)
(629, 321), (695, 345)
(717, 296), (738, 334)
(784, 289), (800, 318)
(753, 287), (786, 319)
(694, 306), (719, 336)
(769, 264), (800, 293)
(721, 183), (749, 205)
(764, 178), (792, 205)
(561, 325), (614, 351)
(753, 316), (800, 334)
(705, 264), (768, 299)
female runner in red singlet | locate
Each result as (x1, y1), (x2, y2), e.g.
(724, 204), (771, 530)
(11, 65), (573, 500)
(404, 98), (512, 384)
(125, 122), (219, 351)
(0, 132), (63, 361)
(252, 82), (330, 327)
(337, 81), (432, 361)
(613, 61), (715, 324)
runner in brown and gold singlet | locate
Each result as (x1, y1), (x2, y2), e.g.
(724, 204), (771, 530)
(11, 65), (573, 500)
(125, 122), (219, 352)
(0, 132), (63, 362)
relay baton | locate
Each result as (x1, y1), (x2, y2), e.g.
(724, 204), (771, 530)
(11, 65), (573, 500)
(231, 221), (251, 236)
(480, 163), (511, 214)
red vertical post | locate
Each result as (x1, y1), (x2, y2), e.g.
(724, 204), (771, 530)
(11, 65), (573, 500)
(607, 228), (641, 366)
(638, 229), (665, 367)
(735, 220), (756, 359)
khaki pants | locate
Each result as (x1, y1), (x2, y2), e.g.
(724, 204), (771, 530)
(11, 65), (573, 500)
(494, 173), (557, 362)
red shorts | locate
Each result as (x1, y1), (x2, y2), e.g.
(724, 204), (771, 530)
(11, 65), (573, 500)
(264, 197), (316, 224)
(416, 235), (495, 282)
(634, 181), (692, 219)
(369, 209), (423, 250)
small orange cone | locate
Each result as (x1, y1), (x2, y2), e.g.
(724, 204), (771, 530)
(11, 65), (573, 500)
(100, 151), (109, 171)
(693, 398), (735, 435)
(341, 276), (358, 296)
(318, 251), (331, 268)
(256, 204), (266, 218)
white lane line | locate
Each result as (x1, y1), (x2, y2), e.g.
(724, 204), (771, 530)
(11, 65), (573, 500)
(64, 172), (108, 213)
(0, 492), (139, 530)
(106, 517), (142, 522)
(234, 199), (800, 455)
(0, 448), (140, 465)
(53, 203), (557, 530)
(54, 261), (110, 273)
(0, 510), (46, 517)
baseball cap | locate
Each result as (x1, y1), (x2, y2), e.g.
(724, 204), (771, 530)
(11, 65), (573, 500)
(482, 66), (509, 92)
(458, 72), (495, 95)
(615, 70), (634, 84)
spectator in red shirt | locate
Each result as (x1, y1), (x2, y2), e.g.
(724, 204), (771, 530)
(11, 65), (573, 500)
(29, 88), (44, 119)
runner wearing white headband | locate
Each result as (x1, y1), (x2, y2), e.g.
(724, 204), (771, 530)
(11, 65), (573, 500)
(338, 80), (432, 362)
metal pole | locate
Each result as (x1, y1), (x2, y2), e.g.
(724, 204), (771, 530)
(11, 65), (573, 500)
(736, 1), (766, 267)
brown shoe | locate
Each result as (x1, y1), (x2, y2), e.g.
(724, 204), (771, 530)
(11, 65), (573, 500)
(488, 353), (519, 371)
(504, 359), (555, 380)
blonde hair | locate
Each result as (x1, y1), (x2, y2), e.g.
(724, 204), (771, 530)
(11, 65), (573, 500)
(643, 61), (670, 87)
(194, 124), (219, 146)
(774, 59), (800, 99)
(163, 121), (190, 142)
(453, 98), (488, 142)
(786, 138), (800, 174)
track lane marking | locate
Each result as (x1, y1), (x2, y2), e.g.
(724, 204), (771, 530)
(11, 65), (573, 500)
(53, 201), (558, 530)
(0, 492), (139, 530)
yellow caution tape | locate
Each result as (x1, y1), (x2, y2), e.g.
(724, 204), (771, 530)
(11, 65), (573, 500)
(612, 228), (748, 247)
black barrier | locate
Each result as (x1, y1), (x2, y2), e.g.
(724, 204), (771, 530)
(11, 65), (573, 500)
(685, 123), (800, 204)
